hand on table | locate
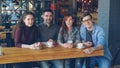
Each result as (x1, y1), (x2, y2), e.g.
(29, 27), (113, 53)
(30, 42), (42, 50)
(62, 43), (74, 48)
(83, 41), (93, 47)
(83, 47), (95, 54)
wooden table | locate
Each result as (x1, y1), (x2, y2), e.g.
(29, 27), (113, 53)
(0, 46), (104, 64)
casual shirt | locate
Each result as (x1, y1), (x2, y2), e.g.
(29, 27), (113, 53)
(80, 24), (112, 61)
(14, 25), (39, 47)
(58, 26), (80, 43)
(38, 22), (60, 42)
(86, 29), (94, 46)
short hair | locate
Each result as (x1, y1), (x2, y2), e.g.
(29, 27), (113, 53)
(82, 12), (92, 19)
(42, 8), (53, 14)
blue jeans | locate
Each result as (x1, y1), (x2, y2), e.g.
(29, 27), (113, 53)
(40, 60), (63, 68)
(0, 64), (13, 68)
(75, 58), (86, 68)
(75, 56), (111, 68)
(90, 56), (111, 68)
(64, 59), (75, 68)
(14, 62), (39, 68)
(0, 65), (4, 68)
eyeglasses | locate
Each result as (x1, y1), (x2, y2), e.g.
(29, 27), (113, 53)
(82, 18), (91, 23)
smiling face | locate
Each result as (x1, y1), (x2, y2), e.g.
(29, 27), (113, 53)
(65, 16), (73, 28)
(42, 12), (53, 24)
(23, 14), (34, 27)
(82, 15), (93, 29)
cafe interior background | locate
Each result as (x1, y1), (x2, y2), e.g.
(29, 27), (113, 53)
(0, 0), (98, 47)
(0, 0), (120, 68)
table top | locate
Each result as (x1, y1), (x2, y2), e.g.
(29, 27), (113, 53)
(0, 45), (104, 64)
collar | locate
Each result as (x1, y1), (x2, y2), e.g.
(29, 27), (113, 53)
(43, 21), (53, 27)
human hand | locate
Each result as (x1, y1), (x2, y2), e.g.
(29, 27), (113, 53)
(30, 42), (42, 50)
(29, 44), (36, 49)
(46, 41), (54, 48)
(83, 41), (92, 47)
(34, 42), (42, 50)
(48, 39), (56, 45)
(67, 43), (74, 48)
(62, 43), (73, 48)
(83, 47), (95, 54)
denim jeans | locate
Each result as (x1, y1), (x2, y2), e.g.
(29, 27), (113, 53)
(40, 60), (63, 68)
(64, 59), (75, 68)
(90, 56), (111, 68)
(75, 56), (111, 68)
(0, 65), (4, 68)
(75, 58), (86, 68)
(0, 64), (14, 68)
(14, 62), (39, 68)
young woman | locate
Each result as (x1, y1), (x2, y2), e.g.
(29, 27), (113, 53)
(57, 13), (81, 68)
(13, 11), (41, 68)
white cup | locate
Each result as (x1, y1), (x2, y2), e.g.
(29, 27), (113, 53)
(77, 43), (84, 49)
(67, 40), (73, 44)
(46, 42), (53, 48)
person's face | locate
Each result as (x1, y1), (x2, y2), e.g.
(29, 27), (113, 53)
(23, 14), (34, 27)
(82, 16), (93, 28)
(65, 16), (73, 28)
(42, 12), (53, 24)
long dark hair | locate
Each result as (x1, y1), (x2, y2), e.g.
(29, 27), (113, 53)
(61, 13), (76, 36)
(12, 11), (35, 38)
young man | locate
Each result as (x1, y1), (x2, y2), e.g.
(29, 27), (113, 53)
(76, 12), (112, 68)
(38, 9), (63, 68)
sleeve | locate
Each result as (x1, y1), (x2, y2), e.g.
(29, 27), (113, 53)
(14, 27), (22, 48)
(35, 27), (41, 42)
(54, 25), (61, 42)
(97, 27), (105, 47)
(75, 27), (81, 43)
(57, 27), (63, 43)
(80, 24), (86, 41)
(37, 29), (41, 42)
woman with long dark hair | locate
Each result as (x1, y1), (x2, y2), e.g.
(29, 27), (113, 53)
(13, 11), (41, 68)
